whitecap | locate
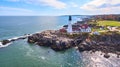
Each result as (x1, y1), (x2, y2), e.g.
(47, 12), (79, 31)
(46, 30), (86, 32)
(12, 37), (19, 40)
(8, 35), (28, 41)
(0, 42), (12, 48)
(8, 37), (19, 41)
(24, 34), (32, 37)
(74, 46), (78, 49)
(0, 42), (2, 46)
(41, 56), (45, 60)
(91, 57), (102, 62)
(0, 34), (32, 48)
(35, 32), (40, 34)
(67, 63), (72, 66)
(8, 38), (12, 41)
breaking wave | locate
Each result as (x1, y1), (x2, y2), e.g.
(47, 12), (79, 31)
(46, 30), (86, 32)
(0, 34), (32, 48)
(81, 51), (120, 67)
(0, 42), (12, 48)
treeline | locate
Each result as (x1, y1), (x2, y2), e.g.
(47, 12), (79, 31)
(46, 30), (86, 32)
(93, 14), (120, 21)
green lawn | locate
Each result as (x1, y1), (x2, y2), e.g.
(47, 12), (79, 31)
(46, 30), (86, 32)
(97, 20), (120, 26)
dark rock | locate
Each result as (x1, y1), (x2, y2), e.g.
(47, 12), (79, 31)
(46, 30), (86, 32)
(11, 39), (16, 41)
(18, 37), (26, 39)
(104, 53), (110, 58)
(117, 55), (119, 58)
(78, 44), (86, 52)
(2, 40), (10, 45)
(50, 40), (71, 51)
(69, 41), (75, 46)
(41, 38), (53, 46)
(27, 36), (36, 43)
(74, 39), (82, 46)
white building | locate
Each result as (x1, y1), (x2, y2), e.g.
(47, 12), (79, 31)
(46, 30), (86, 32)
(66, 16), (91, 33)
(67, 16), (73, 33)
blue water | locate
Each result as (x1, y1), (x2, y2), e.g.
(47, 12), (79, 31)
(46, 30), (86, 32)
(0, 16), (84, 67)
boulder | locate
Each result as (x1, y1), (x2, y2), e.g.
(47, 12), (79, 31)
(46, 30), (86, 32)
(78, 43), (93, 52)
(104, 53), (110, 58)
(74, 39), (82, 46)
(50, 39), (72, 51)
(78, 44), (86, 52)
(2, 40), (10, 45)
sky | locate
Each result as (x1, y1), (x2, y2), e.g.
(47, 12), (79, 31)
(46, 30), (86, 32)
(0, 0), (120, 16)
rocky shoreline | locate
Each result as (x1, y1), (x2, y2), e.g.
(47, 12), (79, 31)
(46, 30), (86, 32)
(78, 32), (120, 58)
(27, 30), (120, 58)
(0, 35), (30, 47)
(1, 30), (120, 58)
(81, 51), (120, 67)
(27, 30), (74, 51)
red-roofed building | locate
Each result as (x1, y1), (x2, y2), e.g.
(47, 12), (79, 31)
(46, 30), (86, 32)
(61, 17), (92, 33)
(79, 24), (91, 32)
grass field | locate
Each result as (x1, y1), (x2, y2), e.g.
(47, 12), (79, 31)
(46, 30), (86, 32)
(97, 20), (120, 26)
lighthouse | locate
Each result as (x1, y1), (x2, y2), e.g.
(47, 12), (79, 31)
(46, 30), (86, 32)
(67, 16), (73, 33)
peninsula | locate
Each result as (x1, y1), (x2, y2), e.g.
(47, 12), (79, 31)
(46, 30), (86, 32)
(0, 15), (120, 59)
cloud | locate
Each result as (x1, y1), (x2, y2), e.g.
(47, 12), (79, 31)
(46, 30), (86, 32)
(69, 2), (78, 7)
(6, 0), (67, 9)
(0, 6), (35, 15)
(80, 0), (120, 14)
(38, 0), (66, 9)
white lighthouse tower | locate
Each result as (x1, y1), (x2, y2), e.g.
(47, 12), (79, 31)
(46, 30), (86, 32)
(67, 16), (73, 33)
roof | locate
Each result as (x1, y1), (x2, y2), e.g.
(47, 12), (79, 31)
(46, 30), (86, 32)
(72, 28), (80, 31)
(80, 24), (89, 29)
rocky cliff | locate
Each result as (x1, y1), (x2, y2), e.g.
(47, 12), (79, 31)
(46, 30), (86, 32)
(27, 30), (120, 58)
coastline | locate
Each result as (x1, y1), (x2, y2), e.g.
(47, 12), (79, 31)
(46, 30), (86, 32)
(27, 30), (120, 58)
(0, 30), (120, 59)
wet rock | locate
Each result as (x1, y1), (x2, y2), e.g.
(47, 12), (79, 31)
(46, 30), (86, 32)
(70, 41), (75, 46)
(74, 39), (82, 46)
(18, 37), (26, 39)
(2, 40), (10, 45)
(104, 53), (110, 58)
(11, 39), (16, 41)
(78, 44), (86, 52)
(27, 36), (36, 43)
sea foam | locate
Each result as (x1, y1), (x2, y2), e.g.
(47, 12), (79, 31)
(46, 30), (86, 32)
(0, 34), (31, 48)
(0, 42), (12, 48)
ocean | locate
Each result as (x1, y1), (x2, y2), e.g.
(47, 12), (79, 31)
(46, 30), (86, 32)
(0, 16), (84, 67)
